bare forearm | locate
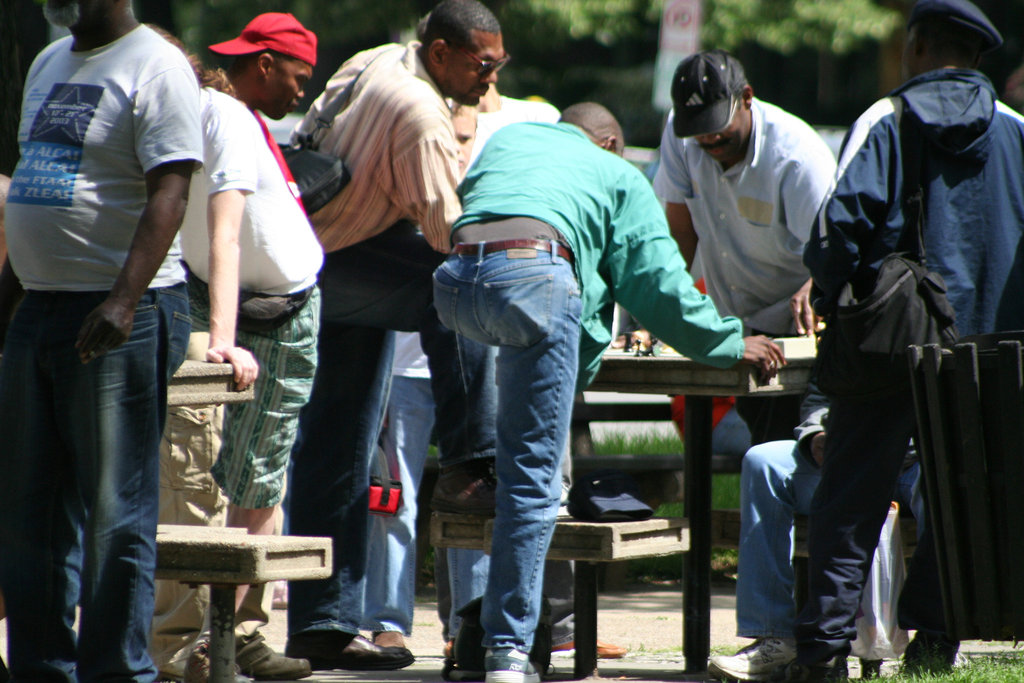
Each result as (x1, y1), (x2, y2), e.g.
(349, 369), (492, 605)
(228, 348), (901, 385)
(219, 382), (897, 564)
(206, 190), (246, 350)
(75, 161), (195, 362)
(0, 258), (23, 322)
(665, 201), (698, 270)
(0, 258), (24, 347)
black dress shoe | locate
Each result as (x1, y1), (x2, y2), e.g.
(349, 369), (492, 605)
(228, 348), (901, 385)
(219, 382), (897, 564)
(902, 631), (960, 674)
(285, 631), (415, 671)
(430, 459), (497, 516)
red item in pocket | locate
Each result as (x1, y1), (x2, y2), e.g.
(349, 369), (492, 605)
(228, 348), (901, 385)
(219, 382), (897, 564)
(369, 477), (402, 515)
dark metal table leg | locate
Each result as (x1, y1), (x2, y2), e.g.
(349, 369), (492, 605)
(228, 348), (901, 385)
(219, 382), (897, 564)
(574, 561), (599, 679)
(209, 585), (238, 683)
(683, 395), (712, 673)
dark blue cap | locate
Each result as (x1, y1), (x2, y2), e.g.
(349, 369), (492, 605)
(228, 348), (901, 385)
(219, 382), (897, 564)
(908, 0), (1002, 53)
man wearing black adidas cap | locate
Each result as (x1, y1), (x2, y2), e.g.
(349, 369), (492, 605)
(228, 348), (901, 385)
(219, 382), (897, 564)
(653, 50), (836, 445)
(779, 1), (1024, 681)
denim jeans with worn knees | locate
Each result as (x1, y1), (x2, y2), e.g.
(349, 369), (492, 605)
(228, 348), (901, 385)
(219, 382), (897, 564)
(0, 285), (189, 682)
(736, 439), (923, 640)
(434, 246), (581, 651)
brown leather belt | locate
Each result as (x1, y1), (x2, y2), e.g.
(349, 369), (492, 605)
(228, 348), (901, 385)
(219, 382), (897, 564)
(452, 239), (574, 265)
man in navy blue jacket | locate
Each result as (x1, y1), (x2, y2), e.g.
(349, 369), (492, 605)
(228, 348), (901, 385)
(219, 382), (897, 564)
(785, 1), (1024, 681)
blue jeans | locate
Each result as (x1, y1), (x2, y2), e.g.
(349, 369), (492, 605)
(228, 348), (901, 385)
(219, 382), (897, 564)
(288, 224), (497, 636)
(0, 285), (190, 682)
(794, 392), (943, 665)
(736, 439), (922, 639)
(434, 244), (582, 651)
(362, 375), (435, 635)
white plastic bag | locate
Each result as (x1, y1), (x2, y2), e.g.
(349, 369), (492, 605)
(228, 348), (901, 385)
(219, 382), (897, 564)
(851, 502), (910, 660)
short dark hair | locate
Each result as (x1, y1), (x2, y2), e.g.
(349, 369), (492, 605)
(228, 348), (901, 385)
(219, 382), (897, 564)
(912, 16), (984, 65)
(421, 0), (501, 48)
(560, 102), (625, 155)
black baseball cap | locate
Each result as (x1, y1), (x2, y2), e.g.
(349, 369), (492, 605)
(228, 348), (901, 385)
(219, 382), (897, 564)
(908, 0), (1002, 53)
(670, 50), (747, 138)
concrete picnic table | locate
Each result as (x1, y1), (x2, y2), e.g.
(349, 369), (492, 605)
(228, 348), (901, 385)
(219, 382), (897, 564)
(587, 339), (816, 672)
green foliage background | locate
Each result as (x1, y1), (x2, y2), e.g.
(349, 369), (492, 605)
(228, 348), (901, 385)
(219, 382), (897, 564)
(5, 0), (1023, 168)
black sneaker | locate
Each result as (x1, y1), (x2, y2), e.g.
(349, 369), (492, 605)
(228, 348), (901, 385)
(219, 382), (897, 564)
(431, 459), (497, 516)
(902, 631), (960, 674)
(484, 648), (539, 683)
(769, 656), (849, 682)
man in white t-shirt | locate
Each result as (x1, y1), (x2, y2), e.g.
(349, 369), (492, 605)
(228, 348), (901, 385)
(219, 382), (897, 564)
(0, 0), (202, 680)
(149, 13), (325, 681)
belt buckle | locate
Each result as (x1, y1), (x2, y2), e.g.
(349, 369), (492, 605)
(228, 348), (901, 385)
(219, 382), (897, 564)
(506, 247), (538, 259)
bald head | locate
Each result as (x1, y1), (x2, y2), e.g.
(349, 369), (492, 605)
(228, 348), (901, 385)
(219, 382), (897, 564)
(560, 102), (624, 156)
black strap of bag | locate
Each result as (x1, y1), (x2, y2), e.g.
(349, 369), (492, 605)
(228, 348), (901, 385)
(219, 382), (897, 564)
(280, 47), (401, 213)
(814, 99), (958, 399)
(293, 46), (402, 149)
(896, 101), (927, 264)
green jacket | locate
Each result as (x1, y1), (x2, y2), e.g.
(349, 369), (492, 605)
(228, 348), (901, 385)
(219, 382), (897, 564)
(455, 122), (745, 390)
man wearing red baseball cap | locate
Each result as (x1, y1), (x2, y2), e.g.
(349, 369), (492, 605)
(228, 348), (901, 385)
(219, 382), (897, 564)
(209, 12), (317, 66)
(150, 12), (324, 683)
(209, 13), (316, 121)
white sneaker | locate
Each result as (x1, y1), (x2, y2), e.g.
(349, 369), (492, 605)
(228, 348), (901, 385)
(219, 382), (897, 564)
(708, 638), (797, 681)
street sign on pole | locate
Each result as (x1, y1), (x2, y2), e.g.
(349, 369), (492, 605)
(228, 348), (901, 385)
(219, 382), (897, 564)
(653, 0), (702, 112)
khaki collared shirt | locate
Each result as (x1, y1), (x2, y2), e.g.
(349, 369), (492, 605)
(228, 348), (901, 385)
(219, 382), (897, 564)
(295, 42), (461, 253)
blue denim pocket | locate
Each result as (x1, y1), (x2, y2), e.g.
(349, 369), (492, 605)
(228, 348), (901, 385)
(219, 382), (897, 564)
(157, 284), (192, 379)
(482, 272), (556, 348)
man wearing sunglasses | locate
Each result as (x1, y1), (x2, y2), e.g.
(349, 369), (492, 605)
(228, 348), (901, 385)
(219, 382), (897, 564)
(283, 0), (508, 672)
(653, 49), (837, 446)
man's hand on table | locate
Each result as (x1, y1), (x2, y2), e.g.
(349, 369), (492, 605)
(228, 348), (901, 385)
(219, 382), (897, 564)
(790, 278), (821, 336)
(740, 335), (786, 380)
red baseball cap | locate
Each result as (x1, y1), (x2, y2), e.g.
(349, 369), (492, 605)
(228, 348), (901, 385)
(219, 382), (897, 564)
(209, 12), (317, 66)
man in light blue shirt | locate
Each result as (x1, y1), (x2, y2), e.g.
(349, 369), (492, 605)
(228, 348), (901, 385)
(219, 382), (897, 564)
(653, 50), (836, 443)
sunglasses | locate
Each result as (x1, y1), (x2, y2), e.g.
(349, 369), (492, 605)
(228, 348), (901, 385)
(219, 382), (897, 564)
(453, 43), (510, 77)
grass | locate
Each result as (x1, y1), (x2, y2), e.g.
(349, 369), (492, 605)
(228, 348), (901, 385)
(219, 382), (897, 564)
(591, 430), (740, 583)
(860, 654), (1024, 682)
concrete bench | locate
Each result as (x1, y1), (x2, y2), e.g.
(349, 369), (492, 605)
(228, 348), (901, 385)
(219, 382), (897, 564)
(155, 525), (332, 683)
(431, 512), (689, 679)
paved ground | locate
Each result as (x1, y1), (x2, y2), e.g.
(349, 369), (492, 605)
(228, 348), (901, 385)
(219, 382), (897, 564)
(1, 581), (1021, 681)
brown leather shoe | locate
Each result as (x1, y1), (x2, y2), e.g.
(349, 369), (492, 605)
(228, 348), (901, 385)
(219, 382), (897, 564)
(286, 631), (414, 671)
(430, 459), (497, 515)
(236, 632), (312, 680)
(551, 639), (628, 659)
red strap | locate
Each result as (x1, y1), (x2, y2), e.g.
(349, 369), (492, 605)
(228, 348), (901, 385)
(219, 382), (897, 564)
(253, 110), (307, 212)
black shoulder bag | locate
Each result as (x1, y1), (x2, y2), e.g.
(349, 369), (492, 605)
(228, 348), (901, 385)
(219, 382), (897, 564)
(279, 51), (390, 214)
(815, 104), (959, 399)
